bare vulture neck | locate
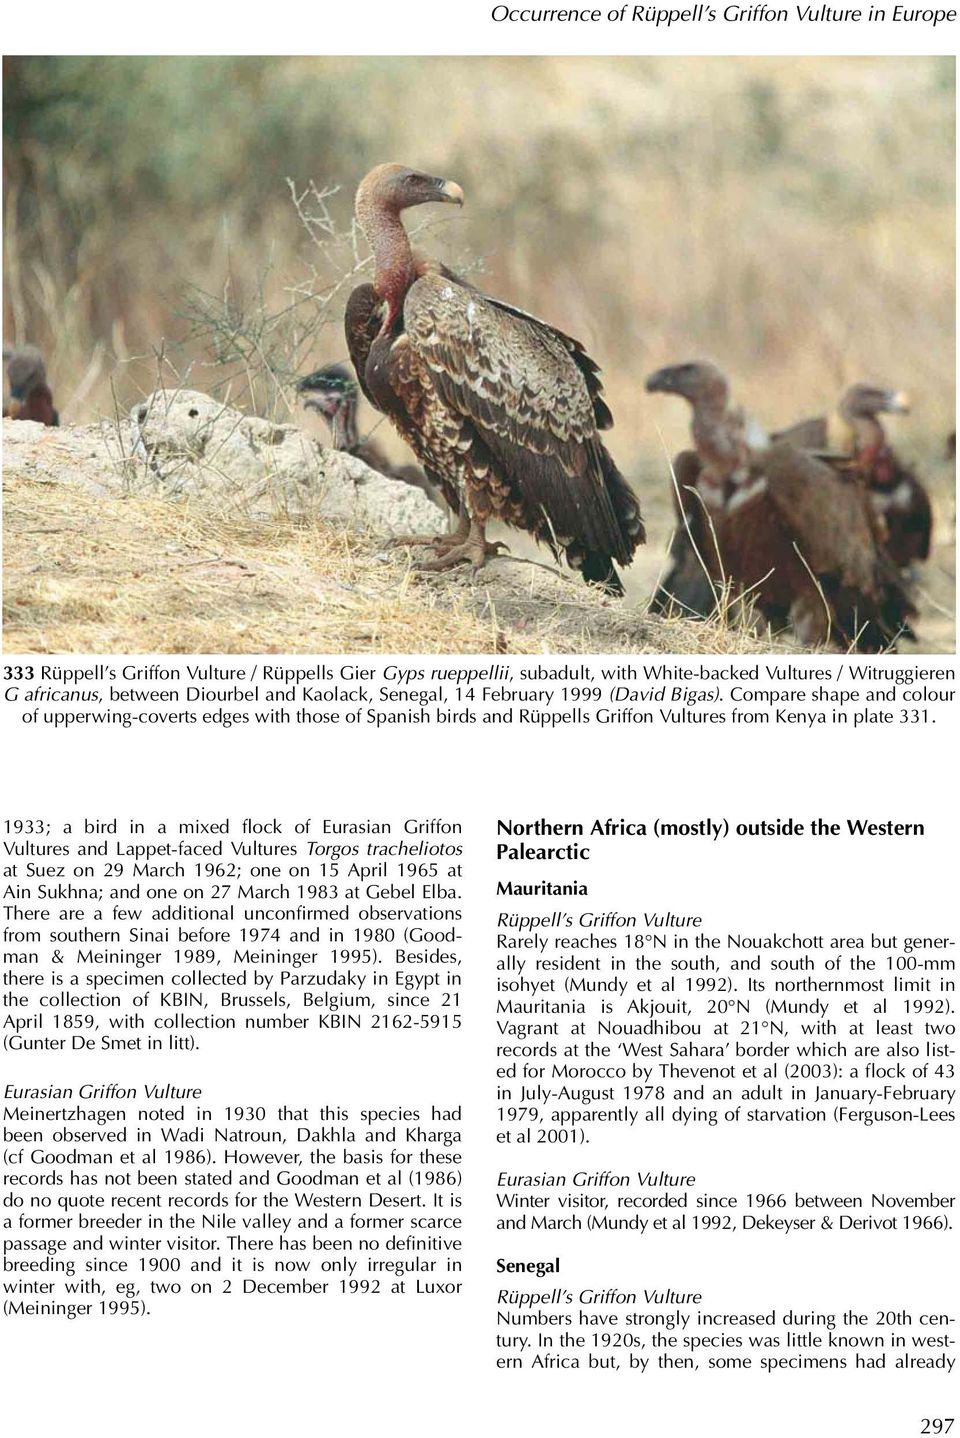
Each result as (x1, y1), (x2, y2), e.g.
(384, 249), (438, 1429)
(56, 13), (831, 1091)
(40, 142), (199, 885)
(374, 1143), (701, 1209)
(691, 402), (745, 480)
(846, 414), (886, 454)
(356, 194), (417, 330)
(330, 398), (360, 453)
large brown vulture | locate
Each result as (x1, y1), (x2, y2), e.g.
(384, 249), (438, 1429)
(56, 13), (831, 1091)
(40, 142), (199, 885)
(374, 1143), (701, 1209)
(775, 383), (932, 569)
(645, 362), (914, 651)
(296, 362), (450, 512)
(343, 164), (644, 594)
(647, 365), (768, 620)
(3, 345), (59, 426)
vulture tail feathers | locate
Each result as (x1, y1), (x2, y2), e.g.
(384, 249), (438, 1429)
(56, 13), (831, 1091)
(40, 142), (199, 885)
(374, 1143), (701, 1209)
(577, 550), (625, 597)
(600, 444), (646, 552)
(565, 448), (643, 597)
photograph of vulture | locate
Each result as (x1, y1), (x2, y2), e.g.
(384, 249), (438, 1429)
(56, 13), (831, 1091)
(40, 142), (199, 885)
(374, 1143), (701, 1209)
(3, 345), (58, 426)
(645, 362), (915, 652)
(343, 163), (645, 596)
(295, 361), (451, 512)
(774, 383), (933, 570)
(2, 58), (954, 656)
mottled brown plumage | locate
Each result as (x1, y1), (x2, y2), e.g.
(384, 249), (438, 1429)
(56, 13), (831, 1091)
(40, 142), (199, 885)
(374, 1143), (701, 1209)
(645, 362), (914, 651)
(344, 164), (644, 593)
(3, 344), (59, 426)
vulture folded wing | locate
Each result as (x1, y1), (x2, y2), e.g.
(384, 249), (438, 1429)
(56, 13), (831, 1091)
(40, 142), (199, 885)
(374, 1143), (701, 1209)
(345, 284), (386, 407)
(424, 268), (614, 430)
(771, 416), (830, 449)
(762, 442), (879, 595)
(886, 461), (933, 563)
(403, 274), (632, 562)
(479, 294), (614, 431)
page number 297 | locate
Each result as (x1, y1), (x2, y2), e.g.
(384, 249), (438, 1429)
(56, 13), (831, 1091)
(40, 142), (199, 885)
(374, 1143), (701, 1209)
(921, 1422), (954, 1435)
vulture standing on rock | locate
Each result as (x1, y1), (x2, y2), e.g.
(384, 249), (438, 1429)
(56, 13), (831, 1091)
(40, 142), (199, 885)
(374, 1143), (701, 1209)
(3, 345), (59, 426)
(343, 163), (644, 594)
(775, 383), (932, 570)
(296, 362), (450, 511)
(645, 362), (914, 652)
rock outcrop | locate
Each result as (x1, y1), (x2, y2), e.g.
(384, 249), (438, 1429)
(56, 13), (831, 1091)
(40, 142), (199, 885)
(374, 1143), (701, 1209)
(3, 388), (444, 538)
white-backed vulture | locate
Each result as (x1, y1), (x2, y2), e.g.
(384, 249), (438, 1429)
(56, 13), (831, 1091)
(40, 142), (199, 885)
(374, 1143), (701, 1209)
(343, 164), (644, 595)
(645, 362), (914, 652)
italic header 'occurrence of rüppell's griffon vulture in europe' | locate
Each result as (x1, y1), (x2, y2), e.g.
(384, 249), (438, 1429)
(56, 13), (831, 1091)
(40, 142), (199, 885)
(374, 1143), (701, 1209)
(645, 362), (915, 652)
(344, 164), (645, 595)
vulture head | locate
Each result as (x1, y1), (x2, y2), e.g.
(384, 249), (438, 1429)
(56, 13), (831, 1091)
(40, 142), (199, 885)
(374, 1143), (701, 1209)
(356, 165), (465, 330)
(355, 164), (465, 224)
(5, 344), (47, 399)
(839, 383), (911, 421)
(645, 361), (730, 410)
(296, 362), (357, 420)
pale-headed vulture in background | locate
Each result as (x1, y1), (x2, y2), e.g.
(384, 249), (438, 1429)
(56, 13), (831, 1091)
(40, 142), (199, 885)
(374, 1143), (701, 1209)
(343, 164), (644, 595)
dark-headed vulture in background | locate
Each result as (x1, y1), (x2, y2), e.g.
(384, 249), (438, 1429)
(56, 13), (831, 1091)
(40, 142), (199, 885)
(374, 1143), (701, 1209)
(775, 383), (932, 570)
(3, 345), (59, 426)
(296, 362), (450, 512)
(645, 362), (914, 652)
(343, 164), (644, 594)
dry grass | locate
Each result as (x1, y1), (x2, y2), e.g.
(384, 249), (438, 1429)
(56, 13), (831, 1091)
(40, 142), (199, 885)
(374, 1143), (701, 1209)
(2, 474), (499, 654)
(3, 467), (783, 656)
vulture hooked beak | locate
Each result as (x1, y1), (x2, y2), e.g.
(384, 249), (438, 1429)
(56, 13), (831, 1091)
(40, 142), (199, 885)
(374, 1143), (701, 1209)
(645, 365), (690, 397)
(437, 179), (465, 207)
